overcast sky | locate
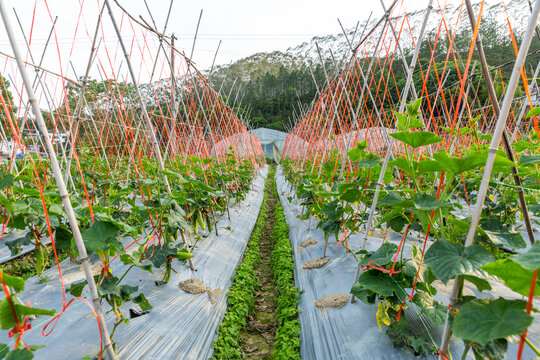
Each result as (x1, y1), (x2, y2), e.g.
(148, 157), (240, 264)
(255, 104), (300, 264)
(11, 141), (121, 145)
(165, 0), (384, 67)
(0, 0), (514, 105)
(0, 0), (392, 76)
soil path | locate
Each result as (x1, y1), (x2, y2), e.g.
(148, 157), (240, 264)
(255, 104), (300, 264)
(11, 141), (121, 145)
(239, 171), (278, 359)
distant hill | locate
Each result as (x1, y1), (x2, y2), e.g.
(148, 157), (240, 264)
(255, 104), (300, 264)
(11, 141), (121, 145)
(207, 0), (536, 132)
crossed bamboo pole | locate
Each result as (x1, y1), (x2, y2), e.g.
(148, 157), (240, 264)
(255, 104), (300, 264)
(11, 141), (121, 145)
(0, 1), (117, 358)
(438, 1), (540, 357)
(103, 0), (197, 272)
(351, 0), (434, 302)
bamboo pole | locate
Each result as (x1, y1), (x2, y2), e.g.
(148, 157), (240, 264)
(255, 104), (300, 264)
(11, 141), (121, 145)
(6, 13), (57, 183)
(103, 0), (196, 271)
(103, 0), (171, 192)
(190, 10), (203, 61)
(141, 0), (177, 159)
(351, 0), (434, 303)
(0, 2), (116, 358)
(168, 33), (179, 158)
(208, 40), (222, 78)
(380, 0), (427, 126)
(64, 3), (106, 185)
(438, 1), (540, 356)
(510, 60), (540, 142)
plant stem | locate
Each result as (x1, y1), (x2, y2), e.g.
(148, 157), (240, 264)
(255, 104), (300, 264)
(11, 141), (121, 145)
(116, 265), (135, 285)
(460, 343), (470, 360)
(161, 260), (172, 284)
(525, 337), (540, 356)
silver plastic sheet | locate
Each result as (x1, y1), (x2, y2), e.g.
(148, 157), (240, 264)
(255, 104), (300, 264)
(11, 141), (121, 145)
(275, 166), (539, 360)
(0, 166), (268, 359)
(0, 230), (52, 264)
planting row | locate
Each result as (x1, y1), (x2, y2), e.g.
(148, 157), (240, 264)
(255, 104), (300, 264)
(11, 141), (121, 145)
(213, 168), (271, 359)
(280, 101), (539, 359)
(271, 183), (301, 359)
(0, 151), (264, 358)
(213, 167), (301, 359)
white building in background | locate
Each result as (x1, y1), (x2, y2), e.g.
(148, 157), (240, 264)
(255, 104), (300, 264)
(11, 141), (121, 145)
(0, 130), (68, 157)
(0, 138), (24, 158)
(49, 131), (68, 145)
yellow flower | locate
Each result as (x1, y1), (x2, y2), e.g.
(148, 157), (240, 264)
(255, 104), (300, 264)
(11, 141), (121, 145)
(488, 195), (494, 201)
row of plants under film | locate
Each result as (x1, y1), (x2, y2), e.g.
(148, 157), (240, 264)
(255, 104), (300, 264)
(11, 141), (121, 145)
(0, 149), (265, 359)
(281, 100), (539, 359)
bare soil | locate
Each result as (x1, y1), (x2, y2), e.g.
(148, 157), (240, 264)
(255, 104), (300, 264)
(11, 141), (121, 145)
(179, 278), (223, 304)
(207, 288), (224, 305)
(314, 293), (349, 309)
(302, 256), (329, 269)
(299, 237), (318, 248)
(179, 278), (207, 294)
(240, 173), (279, 359)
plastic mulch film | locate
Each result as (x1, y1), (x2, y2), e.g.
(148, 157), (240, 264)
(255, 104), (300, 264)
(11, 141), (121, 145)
(275, 168), (540, 360)
(0, 231), (52, 264)
(0, 166), (268, 360)
(251, 128), (289, 162)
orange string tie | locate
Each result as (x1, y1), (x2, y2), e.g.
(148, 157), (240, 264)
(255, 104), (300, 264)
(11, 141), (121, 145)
(437, 349), (449, 360)
(42, 297), (104, 360)
(363, 260), (402, 275)
(396, 301), (406, 322)
(8, 305), (32, 350)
